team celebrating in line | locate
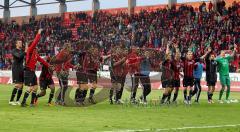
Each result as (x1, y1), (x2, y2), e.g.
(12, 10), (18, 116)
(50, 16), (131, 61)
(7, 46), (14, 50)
(9, 29), (238, 107)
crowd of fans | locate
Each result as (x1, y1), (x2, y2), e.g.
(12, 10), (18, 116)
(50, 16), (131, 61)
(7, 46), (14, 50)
(0, 16), (73, 70)
(0, 1), (239, 71)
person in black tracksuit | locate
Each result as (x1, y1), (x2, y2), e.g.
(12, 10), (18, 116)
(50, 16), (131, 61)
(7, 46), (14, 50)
(201, 47), (217, 103)
(9, 40), (26, 105)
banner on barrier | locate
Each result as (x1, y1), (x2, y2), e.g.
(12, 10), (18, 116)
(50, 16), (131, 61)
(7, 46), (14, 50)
(0, 71), (240, 91)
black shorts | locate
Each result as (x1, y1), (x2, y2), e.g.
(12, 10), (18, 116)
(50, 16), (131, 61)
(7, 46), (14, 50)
(24, 69), (37, 86)
(40, 78), (54, 90)
(12, 69), (24, 83)
(76, 70), (97, 84)
(206, 74), (217, 86)
(162, 79), (173, 88)
(183, 77), (194, 87)
(87, 70), (97, 83)
(76, 71), (88, 84)
(207, 80), (216, 86)
(111, 74), (123, 84)
(173, 79), (180, 88)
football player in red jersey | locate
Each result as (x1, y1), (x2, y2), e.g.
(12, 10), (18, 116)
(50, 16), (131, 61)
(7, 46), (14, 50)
(126, 46), (142, 104)
(160, 44), (174, 104)
(110, 45), (127, 104)
(36, 56), (55, 106)
(21, 29), (51, 107)
(75, 41), (88, 105)
(53, 43), (75, 106)
(181, 51), (198, 105)
(81, 43), (102, 104)
(116, 43), (128, 103)
(168, 51), (182, 104)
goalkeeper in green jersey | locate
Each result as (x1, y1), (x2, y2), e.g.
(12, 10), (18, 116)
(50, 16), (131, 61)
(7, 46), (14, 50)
(216, 44), (237, 104)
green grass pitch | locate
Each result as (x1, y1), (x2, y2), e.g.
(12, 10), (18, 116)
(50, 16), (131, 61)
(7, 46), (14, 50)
(1, 84), (240, 132)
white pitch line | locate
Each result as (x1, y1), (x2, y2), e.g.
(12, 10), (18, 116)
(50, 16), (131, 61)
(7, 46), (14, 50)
(104, 124), (240, 132)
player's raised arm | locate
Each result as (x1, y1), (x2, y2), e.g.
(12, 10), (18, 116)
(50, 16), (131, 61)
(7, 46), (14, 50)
(223, 44), (238, 61)
(230, 44), (237, 57)
(27, 29), (43, 53)
(201, 47), (212, 60)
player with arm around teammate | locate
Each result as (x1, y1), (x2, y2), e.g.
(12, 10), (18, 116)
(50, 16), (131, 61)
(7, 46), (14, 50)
(110, 45), (127, 104)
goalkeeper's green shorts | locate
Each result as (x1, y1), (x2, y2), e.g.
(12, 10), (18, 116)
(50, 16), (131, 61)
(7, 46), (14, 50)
(220, 75), (230, 87)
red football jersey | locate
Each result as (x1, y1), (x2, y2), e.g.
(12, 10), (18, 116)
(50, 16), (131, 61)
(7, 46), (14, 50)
(126, 50), (141, 74)
(26, 34), (49, 71)
(172, 60), (181, 80)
